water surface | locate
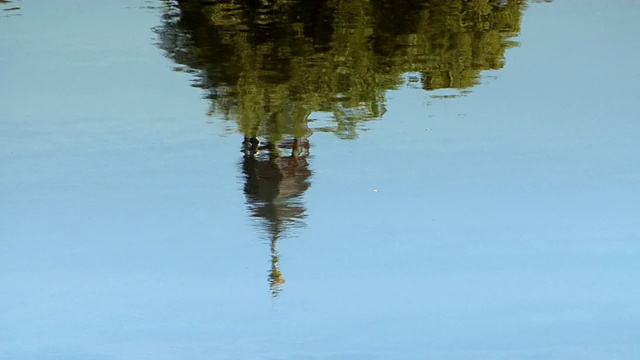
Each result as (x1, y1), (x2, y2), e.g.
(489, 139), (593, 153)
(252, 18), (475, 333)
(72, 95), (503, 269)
(1, 0), (640, 359)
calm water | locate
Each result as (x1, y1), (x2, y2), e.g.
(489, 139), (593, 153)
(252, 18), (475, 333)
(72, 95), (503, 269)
(2, 0), (640, 359)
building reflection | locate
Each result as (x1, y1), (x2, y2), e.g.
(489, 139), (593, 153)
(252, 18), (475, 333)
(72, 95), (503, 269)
(241, 135), (311, 297)
(156, 0), (526, 296)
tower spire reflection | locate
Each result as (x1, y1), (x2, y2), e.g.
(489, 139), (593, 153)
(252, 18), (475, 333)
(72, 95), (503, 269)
(241, 135), (311, 297)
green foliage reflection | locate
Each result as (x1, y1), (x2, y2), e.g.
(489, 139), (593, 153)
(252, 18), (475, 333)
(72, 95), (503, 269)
(157, 0), (524, 141)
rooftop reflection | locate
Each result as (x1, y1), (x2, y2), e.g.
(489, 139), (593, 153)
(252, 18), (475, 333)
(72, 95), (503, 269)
(155, 0), (526, 296)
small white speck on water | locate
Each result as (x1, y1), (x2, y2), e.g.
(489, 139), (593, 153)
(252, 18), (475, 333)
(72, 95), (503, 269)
(373, 189), (379, 192)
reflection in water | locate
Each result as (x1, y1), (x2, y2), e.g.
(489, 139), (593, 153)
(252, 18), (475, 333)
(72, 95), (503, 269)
(156, 0), (525, 296)
(1, 0), (21, 17)
(241, 136), (311, 297)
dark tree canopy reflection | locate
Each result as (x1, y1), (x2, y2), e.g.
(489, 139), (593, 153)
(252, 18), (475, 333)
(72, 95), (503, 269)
(157, 0), (524, 140)
(155, 0), (525, 296)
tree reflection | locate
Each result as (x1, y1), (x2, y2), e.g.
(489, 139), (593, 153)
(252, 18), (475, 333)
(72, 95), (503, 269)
(156, 0), (526, 296)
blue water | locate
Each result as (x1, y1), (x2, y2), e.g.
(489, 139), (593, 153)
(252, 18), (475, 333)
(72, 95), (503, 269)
(1, 1), (640, 359)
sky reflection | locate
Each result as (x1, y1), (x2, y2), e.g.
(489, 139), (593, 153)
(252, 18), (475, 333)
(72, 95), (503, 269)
(2, 0), (640, 359)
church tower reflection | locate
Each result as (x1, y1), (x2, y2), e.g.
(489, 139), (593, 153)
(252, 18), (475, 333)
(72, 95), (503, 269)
(240, 135), (311, 297)
(156, 0), (527, 296)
